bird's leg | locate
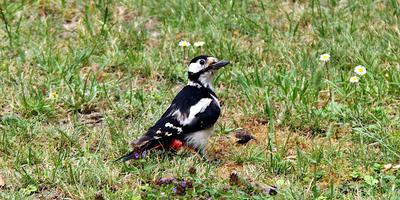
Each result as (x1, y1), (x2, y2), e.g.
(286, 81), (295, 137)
(197, 147), (222, 164)
(198, 148), (207, 161)
(198, 148), (221, 164)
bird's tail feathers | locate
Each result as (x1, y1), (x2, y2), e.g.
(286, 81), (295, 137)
(116, 136), (159, 162)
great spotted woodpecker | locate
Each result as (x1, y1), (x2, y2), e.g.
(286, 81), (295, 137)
(118, 55), (230, 161)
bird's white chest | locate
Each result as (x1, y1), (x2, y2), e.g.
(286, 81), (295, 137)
(185, 127), (214, 150)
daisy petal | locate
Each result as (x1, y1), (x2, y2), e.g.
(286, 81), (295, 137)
(319, 53), (330, 62)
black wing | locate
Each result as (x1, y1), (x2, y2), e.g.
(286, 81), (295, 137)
(145, 85), (220, 140)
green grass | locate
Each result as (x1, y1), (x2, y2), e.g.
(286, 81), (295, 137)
(1, 0), (400, 199)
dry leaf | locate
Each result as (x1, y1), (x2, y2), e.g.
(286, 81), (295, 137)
(0, 175), (5, 187)
(383, 163), (392, 171)
(393, 164), (400, 170)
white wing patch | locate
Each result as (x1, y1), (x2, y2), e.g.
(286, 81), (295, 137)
(165, 132), (172, 136)
(174, 98), (213, 125)
(165, 123), (174, 128)
(188, 62), (204, 73)
(188, 81), (202, 88)
(165, 122), (183, 134)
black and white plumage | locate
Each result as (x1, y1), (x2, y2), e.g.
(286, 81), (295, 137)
(118, 55), (230, 161)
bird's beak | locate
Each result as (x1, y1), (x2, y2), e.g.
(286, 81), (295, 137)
(209, 60), (230, 70)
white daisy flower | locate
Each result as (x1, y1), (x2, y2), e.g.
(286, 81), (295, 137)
(194, 41), (205, 47)
(354, 65), (367, 76)
(349, 76), (359, 83)
(178, 40), (191, 47)
(319, 53), (330, 62)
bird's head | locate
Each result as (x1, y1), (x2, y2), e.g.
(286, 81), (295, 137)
(187, 55), (230, 88)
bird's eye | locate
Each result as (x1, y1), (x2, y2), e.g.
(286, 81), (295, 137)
(199, 59), (206, 65)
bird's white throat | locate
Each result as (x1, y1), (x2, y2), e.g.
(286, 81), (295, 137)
(198, 72), (213, 88)
(188, 72), (214, 89)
